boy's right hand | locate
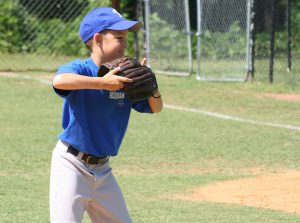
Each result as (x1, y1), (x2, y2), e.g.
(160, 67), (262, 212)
(100, 67), (133, 91)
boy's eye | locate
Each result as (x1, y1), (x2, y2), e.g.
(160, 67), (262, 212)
(116, 37), (127, 43)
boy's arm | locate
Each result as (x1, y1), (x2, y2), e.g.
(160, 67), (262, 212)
(52, 67), (132, 91)
(148, 91), (163, 113)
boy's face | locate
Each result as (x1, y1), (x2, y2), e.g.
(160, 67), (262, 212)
(100, 30), (128, 62)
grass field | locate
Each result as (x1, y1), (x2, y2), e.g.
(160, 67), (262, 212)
(0, 72), (300, 222)
(1, 53), (300, 89)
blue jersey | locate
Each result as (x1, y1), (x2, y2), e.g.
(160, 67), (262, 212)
(54, 57), (152, 156)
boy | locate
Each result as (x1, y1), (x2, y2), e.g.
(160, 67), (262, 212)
(50, 7), (163, 223)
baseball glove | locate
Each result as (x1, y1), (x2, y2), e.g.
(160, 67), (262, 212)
(98, 57), (158, 102)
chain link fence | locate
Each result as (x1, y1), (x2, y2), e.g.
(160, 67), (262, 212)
(252, 0), (300, 86)
(195, 0), (248, 81)
(143, 0), (192, 76)
(0, 0), (110, 71)
(0, 0), (299, 87)
(144, 0), (300, 85)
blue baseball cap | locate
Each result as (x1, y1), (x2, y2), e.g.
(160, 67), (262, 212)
(79, 7), (142, 43)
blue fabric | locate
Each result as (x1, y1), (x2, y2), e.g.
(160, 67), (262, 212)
(54, 58), (152, 156)
(79, 7), (142, 43)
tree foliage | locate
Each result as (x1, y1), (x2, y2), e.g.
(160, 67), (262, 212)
(0, 0), (33, 53)
(0, 0), (109, 55)
(19, 0), (89, 22)
(0, 0), (300, 58)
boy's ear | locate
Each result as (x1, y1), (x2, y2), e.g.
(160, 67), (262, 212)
(94, 33), (102, 45)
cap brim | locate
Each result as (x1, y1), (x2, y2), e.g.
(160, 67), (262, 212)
(108, 20), (142, 32)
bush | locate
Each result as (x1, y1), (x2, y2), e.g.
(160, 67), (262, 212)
(0, 0), (34, 53)
(255, 31), (300, 59)
(30, 0), (110, 57)
(19, 0), (89, 22)
(253, 0), (300, 59)
(149, 13), (189, 59)
(31, 17), (88, 57)
(192, 21), (246, 60)
(0, 0), (110, 56)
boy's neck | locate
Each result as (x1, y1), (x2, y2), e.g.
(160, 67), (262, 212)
(91, 54), (102, 67)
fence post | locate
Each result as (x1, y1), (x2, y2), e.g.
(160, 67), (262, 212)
(287, 0), (292, 72)
(143, 0), (150, 66)
(196, 0), (202, 80)
(246, 0), (254, 81)
(184, 0), (193, 75)
(269, 0), (276, 84)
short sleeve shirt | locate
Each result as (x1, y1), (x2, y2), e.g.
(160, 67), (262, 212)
(54, 57), (152, 156)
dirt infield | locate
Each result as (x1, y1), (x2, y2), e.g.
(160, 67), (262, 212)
(177, 171), (300, 214)
(258, 93), (300, 102)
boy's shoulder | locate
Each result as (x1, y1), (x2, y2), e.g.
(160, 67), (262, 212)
(58, 58), (95, 75)
(59, 58), (85, 68)
(67, 58), (88, 66)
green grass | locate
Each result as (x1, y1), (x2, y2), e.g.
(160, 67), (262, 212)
(1, 53), (300, 87)
(0, 53), (81, 72)
(0, 73), (300, 222)
(150, 56), (300, 87)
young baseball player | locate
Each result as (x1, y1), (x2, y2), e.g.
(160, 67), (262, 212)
(50, 7), (163, 223)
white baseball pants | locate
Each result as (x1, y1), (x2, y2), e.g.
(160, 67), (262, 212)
(49, 140), (133, 223)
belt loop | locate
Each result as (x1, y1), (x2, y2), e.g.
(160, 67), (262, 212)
(81, 153), (88, 161)
(66, 145), (109, 165)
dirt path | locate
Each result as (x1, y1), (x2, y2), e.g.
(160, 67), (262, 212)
(0, 72), (19, 77)
(258, 93), (300, 102)
(177, 171), (300, 215)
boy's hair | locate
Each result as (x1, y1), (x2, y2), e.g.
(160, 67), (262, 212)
(85, 39), (93, 52)
(84, 30), (108, 52)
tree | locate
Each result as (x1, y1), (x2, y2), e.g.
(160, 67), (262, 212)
(254, 0), (286, 33)
(19, 0), (89, 22)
